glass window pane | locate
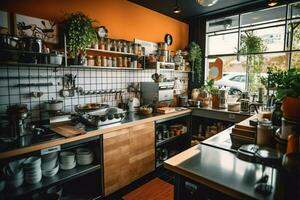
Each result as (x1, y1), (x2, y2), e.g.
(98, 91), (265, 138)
(292, 52), (300, 68)
(247, 53), (288, 93)
(288, 2), (300, 19)
(207, 32), (238, 55)
(240, 25), (285, 53)
(241, 6), (286, 27)
(289, 19), (300, 50)
(206, 15), (239, 33)
(208, 56), (246, 94)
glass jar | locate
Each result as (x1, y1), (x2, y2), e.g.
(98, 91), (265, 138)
(99, 38), (105, 50)
(133, 43), (139, 55)
(257, 119), (274, 147)
(112, 57), (117, 67)
(117, 57), (123, 67)
(117, 40), (122, 52)
(128, 42), (133, 54)
(122, 41), (128, 53)
(105, 39), (111, 51)
(107, 57), (112, 67)
(272, 102), (283, 126)
(95, 56), (101, 66)
(123, 57), (128, 68)
(92, 41), (98, 50)
(87, 55), (95, 66)
(102, 56), (107, 67)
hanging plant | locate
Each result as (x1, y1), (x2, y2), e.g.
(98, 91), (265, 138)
(64, 12), (97, 58)
(188, 42), (203, 83)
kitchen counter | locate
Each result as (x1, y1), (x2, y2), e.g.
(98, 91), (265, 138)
(191, 106), (250, 123)
(0, 109), (191, 159)
(164, 143), (277, 200)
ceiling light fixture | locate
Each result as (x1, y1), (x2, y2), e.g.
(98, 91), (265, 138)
(173, 0), (181, 14)
(196, 0), (218, 7)
(268, 0), (278, 7)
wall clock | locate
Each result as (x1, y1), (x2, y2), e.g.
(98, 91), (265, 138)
(164, 34), (173, 46)
(97, 26), (108, 38)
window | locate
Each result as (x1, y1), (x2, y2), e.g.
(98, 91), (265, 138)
(205, 2), (300, 94)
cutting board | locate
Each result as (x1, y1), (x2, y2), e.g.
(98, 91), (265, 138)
(50, 125), (86, 138)
(156, 107), (176, 114)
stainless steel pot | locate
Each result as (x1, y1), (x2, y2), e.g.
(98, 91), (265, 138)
(44, 100), (63, 112)
(0, 35), (20, 49)
(20, 37), (43, 53)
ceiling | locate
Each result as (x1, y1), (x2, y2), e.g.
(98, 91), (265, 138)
(129, 0), (293, 22)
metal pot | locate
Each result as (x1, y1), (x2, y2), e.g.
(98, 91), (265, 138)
(20, 37), (43, 53)
(0, 35), (20, 49)
(44, 100), (63, 112)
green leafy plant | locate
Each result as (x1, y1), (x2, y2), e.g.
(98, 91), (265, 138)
(261, 68), (300, 99)
(188, 42), (203, 83)
(65, 12), (97, 58)
(240, 31), (266, 93)
(201, 79), (217, 95)
(276, 68), (300, 99)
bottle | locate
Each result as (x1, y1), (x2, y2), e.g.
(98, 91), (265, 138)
(102, 56), (107, 67)
(112, 57), (117, 67)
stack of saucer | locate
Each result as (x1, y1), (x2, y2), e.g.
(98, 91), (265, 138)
(24, 157), (42, 184)
(3, 160), (24, 188)
(76, 148), (94, 166)
(41, 152), (59, 177)
(59, 151), (76, 170)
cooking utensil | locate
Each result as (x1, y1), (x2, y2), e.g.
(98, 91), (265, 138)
(20, 37), (43, 53)
(44, 100), (63, 112)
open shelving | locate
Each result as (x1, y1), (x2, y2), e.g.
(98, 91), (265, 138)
(156, 132), (188, 147)
(86, 48), (139, 57)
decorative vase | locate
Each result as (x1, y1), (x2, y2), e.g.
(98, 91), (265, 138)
(191, 89), (200, 100)
(281, 96), (300, 121)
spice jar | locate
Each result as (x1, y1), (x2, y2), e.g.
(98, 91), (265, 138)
(102, 56), (107, 67)
(117, 57), (123, 67)
(87, 55), (95, 66)
(99, 38), (105, 50)
(105, 39), (111, 51)
(112, 57), (117, 67)
(133, 43), (139, 55)
(257, 119), (274, 147)
(123, 41), (128, 53)
(96, 56), (102, 66)
(111, 40), (116, 51)
(92, 41), (98, 50)
(128, 42), (133, 54)
(123, 57), (128, 68)
(107, 57), (112, 67)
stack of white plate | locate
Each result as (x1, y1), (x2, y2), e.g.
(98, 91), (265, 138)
(41, 152), (59, 177)
(3, 160), (24, 188)
(23, 157), (42, 184)
(59, 151), (76, 170)
(76, 148), (94, 166)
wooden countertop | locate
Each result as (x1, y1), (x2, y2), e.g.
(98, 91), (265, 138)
(0, 109), (191, 159)
(164, 144), (277, 200)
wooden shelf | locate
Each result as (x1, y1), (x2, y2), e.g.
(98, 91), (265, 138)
(156, 133), (188, 147)
(86, 48), (139, 56)
(0, 63), (143, 70)
(1, 164), (101, 198)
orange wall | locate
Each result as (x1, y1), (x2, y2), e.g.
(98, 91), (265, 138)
(1, 0), (189, 51)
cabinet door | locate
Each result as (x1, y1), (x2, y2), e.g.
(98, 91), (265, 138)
(103, 128), (130, 196)
(129, 122), (155, 182)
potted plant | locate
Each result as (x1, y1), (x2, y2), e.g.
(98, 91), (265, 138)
(210, 87), (219, 109)
(198, 79), (215, 107)
(188, 42), (203, 83)
(276, 68), (300, 121)
(64, 12), (97, 65)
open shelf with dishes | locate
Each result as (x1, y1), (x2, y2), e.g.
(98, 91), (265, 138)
(0, 136), (103, 200)
(155, 113), (191, 168)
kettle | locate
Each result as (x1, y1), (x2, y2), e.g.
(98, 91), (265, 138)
(128, 97), (140, 113)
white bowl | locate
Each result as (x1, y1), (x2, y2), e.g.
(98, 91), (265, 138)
(42, 152), (58, 163)
(42, 164), (59, 178)
(24, 157), (41, 167)
(76, 148), (92, 155)
(42, 158), (58, 171)
(77, 159), (93, 166)
(59, 161), (76, 170)
(25, 173), (42, 184)
(59, 152), (75, 164)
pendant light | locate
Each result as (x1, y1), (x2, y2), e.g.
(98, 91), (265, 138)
(268, 0), (278, 7)
(173, 0), (181, 14)
(196, 0), (218, 7)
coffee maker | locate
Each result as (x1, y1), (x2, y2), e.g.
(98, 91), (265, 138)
(7, 104), (30, 139)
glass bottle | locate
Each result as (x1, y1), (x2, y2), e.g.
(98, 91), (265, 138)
(102, 56), (107, 67)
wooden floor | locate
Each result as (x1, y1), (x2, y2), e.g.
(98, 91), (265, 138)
(122, 178), (174, 200)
